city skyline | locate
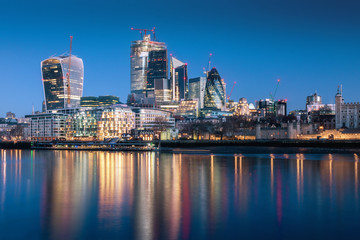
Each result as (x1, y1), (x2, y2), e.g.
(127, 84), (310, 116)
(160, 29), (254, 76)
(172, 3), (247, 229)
(1, 0), (360, 117)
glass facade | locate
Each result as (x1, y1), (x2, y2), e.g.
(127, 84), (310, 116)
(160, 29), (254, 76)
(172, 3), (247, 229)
(80, 96), (99, 108)
(67, 109), (102, 138)
(203, 68), (226, 111)
(130, 35), (166, 94)
(188, 77), (206, 108)
(97, 106), (135, 140)
(98, 96), (120, 106)
(41, 56), (84, 110)
(170, 57), (188, 102)
(146, 50), (168, 95)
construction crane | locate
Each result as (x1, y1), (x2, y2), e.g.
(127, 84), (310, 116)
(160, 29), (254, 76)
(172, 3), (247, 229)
(269, 78), (281, 114)
(227, 81), (237, 100)
(66, 36), (73, 107)
(269, 78), (280, 101)
(203, 53), (213, 76)
(131, 27), (156, 40)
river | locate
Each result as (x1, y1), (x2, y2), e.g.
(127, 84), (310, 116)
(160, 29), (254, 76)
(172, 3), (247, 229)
(0, 149), (360, 239)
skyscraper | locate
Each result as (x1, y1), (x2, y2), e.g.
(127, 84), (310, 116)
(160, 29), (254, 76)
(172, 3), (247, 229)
(41, 56), (84, 110)
(188, 77), (206, 108)
(130, 34), (166, 94)
(203, 68), (226, 111)
(170, 56), (188, 102)
(146, 49), (168, 96)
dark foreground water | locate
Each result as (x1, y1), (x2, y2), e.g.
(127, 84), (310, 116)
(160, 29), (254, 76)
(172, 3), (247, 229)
(1, 149), (360, 239)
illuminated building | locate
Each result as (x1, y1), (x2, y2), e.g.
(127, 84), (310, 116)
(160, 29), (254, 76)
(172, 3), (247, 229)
(41, 55), (84, 110)
(306, 92), (335, 114)
(97, 105), (135, 140)
(188, 77), (206, 108)
(154, 78), (172, 104)
(236, 98), (250, 116)
(170, 57), (188, 102)
(80, 96), (99, 107)
(132, 108), (175, 130)
(25, 112), (68, 141)
(203, 68), (226, 111)
(146, 50), (168, 97)
(175, 99), (199, 118)
(99, 96), (120, 106)
(130, 34), (166, 94)
(275, 100), (287, 117)
(335, 86), (360, 129)
(80, 96), (120, 108)
(66, 109), (102, 139)
(257, 99), (287, 117)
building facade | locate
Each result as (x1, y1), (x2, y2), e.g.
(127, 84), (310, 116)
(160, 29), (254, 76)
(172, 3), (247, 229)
(25, 112), (68, 141)
(335, 87), (360, 129)
(130, 34), (166, 94)
(203, 68), (226, 111)
(170, 57), (188, 102)
(188, 77), (206, 108)
(41, 56), (84, 110)
(97, 105), (135, 140)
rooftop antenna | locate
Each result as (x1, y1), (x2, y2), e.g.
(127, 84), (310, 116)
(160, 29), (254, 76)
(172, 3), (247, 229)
(32, 104), (34, 114)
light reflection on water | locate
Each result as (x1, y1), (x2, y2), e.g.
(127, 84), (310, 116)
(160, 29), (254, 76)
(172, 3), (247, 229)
(0, 149), (360, 239)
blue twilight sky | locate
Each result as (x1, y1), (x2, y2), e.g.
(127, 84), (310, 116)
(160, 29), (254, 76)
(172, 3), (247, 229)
(0, 0), (360, 117)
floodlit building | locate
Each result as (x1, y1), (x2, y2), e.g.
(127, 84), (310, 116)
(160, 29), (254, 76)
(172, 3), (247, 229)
(175, 99), (199, 118)
(41, 55), (84, 110)
(132, 108), (175, 130)
(335, 86), (360, 129)
(66, 108), (103, 139)
(25, 112), (68, 141)
(154, 78), (172, 104)
(306, 92), (335, 113)
(203, 68), (226, 111)
(130, 34), (166, 94)
(236, 98), (250, 116)
(170, 57), (188, 102)
(188, 77), (206, 108)
(97, 105), (135, 140)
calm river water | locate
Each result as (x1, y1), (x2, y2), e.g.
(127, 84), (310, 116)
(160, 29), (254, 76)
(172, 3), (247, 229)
(1, 149), (360, 239)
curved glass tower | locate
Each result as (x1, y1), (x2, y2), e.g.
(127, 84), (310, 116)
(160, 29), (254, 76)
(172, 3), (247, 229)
(204, 68), (226, 111)
(130, 34), (166, 94)
(41, 56), (84, 110)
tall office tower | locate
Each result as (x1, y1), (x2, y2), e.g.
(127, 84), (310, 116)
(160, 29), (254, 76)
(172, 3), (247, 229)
(146, 49), (168, 97)
(130, 34), (166, 94)
(41, 56), (84, 110)
(188, 77), (206, 108)
(170, 57), (188, 102)
(203, 68), (226, 111)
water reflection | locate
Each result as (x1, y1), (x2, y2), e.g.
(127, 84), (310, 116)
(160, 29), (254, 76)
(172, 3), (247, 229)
(0, 150), (360, 239)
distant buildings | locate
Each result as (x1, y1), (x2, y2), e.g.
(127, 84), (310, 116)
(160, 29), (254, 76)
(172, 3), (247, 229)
(41, 56), (84, 110)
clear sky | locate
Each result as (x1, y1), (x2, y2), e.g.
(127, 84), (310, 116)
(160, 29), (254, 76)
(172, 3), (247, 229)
(1, 0), (360, 117)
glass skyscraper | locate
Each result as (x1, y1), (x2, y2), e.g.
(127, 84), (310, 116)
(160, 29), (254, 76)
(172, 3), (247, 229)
(170, 56), (188, 102)
(130, 34), (166, 94)
(41, 56), (84, 110)
(188, 77), (206, 108)
(146, 49), (168, 96)
(203, 68), (226, 111)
